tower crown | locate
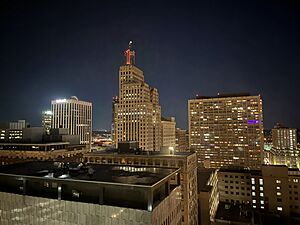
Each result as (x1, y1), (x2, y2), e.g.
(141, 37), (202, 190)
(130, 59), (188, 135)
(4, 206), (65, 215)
(124, 41), (135, 65)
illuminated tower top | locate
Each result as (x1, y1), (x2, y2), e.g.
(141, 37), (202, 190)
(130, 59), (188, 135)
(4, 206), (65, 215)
(124, 40), (135, 65)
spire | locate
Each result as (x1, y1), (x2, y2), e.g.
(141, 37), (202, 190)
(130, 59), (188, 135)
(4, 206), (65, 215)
(124, 40), (135, 65)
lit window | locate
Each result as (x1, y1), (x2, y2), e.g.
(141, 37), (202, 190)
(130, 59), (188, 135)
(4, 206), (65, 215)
(259, 179), (263, 185)
(253, 205), (257, 208)
(260, 193), (264, 197)
(252, 200), (256, 203)
(261, 206), (264, 209)
(277, 206), (283, 211)
(260, 200), (264, 205)
(277, 192), (281, 196)
(276, 180), (281, 184)
(276, 186), (281, 190)
(252, 192), (256, 196)
(252, 186), (255, 190)
(251, 178), (255, 184)
(260, 187), (263, 191)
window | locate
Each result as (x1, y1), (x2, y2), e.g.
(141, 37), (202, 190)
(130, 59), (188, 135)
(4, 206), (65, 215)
(260, 187), (263, 191)
(260, 193), (264, 197)
(277, 186), (281, 190)
(259, 179), (263, 185)
(276, 179), (281, 184)
(277, 192), (282, 196)
(252, 192), (256, 196)
(277, 206), (283, 211)
(252, 200), (256, 203)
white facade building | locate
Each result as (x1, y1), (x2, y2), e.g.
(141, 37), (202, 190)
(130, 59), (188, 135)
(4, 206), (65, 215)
(51, 96), (92, 145)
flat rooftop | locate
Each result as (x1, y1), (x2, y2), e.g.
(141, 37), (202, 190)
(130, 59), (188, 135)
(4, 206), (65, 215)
(0, 161), (176, 186)
(194, 93), (253, 99)
(86, 148), (193, 157)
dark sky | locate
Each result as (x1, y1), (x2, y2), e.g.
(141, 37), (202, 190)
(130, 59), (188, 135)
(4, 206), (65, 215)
(0, 0), (300, 130)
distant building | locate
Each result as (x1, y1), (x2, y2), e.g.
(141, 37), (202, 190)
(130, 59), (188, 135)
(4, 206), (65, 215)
(176, 128), (189, 152)
(84, 149), (198, 225)
(161, 117), (176, 149)
(0, 142), (87, 165)
(0, 122), (9, 142)
(111, 96), (119, 147)
(189, 93), (264, 169)
(271, 124), (299, 168)
(218, 165), (300, 218)
(197, 168), (218, 225)
(41, 110), (52, 134)
(0, 161), (182, 225)
(51, 96), (92, 145)
(8, 120), (28, 141)
(114, 42), (162, 151)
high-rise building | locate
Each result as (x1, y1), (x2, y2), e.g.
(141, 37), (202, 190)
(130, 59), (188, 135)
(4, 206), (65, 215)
(197, 168), (218, 225)
(176, 128), (189, 152)
(51, 96), (92, 145)
(114, 41), (161, 151)
(84, 150), (198, 225)
(161, 117), (176, 149)
(0, 161), (181, 225)
(41, 110), (52, 134)
(271, 124), (299, 168)
(218, 165), (300, 218)
(189, 93), (264, 169)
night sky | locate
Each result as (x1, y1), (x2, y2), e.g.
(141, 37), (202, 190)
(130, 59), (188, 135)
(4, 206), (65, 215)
(0, 0), (299, 130)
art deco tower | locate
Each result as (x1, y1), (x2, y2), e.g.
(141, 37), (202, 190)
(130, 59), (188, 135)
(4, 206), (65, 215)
(114, 41), (161, 151)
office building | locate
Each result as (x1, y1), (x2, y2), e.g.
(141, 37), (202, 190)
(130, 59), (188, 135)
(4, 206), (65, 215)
(176, 128), (189, 152)
(218, 165), (300, 218)
(189, 93), (264, 169)
(9, 120), (28, 141)
(197, 168), (218, 225)
(0, 123), (9, 141)
(271, 124), (299, 168)
(84, 149), (198, 225)
(0, 141), (87, 165)
(51, 96), (92, 145)
(0, 161), (182, 225)
(161, 117), (176, 149)
(42, 110), (53, 134)
(114, 41), (162, 151)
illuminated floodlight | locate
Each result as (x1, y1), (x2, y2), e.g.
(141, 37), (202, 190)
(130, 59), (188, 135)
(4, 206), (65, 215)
(44, 110), (53, 115)
(55, 99), (67, 103)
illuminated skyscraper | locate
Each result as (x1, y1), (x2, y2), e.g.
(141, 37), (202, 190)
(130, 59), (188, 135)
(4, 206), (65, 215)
(161, 117), (176, 149)
(272, 124), (298, 168)
(41, 110), (52, 134)
(188, 93), (264, 168)
(114, 41), (161, 151)
(51, 96), (92, 145)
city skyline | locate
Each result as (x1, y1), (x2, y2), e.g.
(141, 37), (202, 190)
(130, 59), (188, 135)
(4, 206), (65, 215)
(0, 1), (300, 130)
